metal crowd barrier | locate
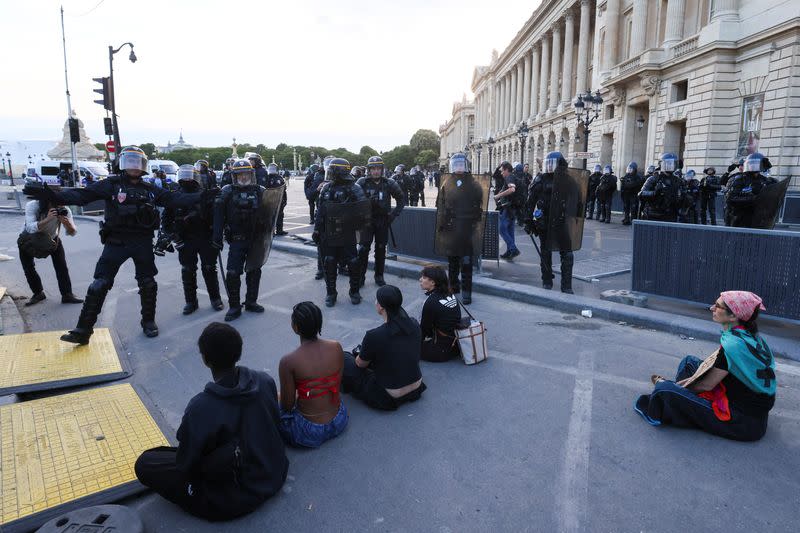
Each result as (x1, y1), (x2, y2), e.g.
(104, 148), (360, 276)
(632, 220), (800, 320)
(387, 207), (500, 263)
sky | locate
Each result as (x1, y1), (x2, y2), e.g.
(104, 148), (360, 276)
(0, 0), (541, 152)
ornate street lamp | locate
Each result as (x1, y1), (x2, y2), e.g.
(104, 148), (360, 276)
(107, 42), (136, 157)
(636, 114), (645, 130)
(516, 122), (529, 165)
(6, 152), (13, 185)
(486, 136), (496, 172)
(573, 88), (604, 169)
(474, 142), (483, 172)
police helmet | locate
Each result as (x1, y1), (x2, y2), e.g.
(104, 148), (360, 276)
(744, 152), (766, 173)
(225, 157), (235, 168)
(603, 165), (612, 175)
(309, 163), (320, 175)
(267, 162), (279, 175)
(194, 159), (209, 172)
(544, 151), (566, 174)
(646, 165), (656, 175)
(704, 167), (716, 175)
(685, 169), (696, 180)
(367, 155), (384, 172)
(626, 162), (638, 174)
(660, 153), (678, 172)
(514, 163), (524, 173)
(177, 164), (201, 184)
(323, 156), (334, 173)
(247, 153), (263, 166)
(119, 146), (148, 174)
(231, 159), (255, 186)
(449, 153), (468, 174)
(328, 158), (352, 181)
(593, 164), (602, 173)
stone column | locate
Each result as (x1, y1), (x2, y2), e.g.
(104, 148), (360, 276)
(503, 75), (510, 129)
(711, 0), (739, 22)
(516, 62), (524, 124)
(561, 10), (575, 106)
(530, 43), (540, 119)
(539, 33), (551, 115)
(575, 0), (592, 97)
(663, 0), (687, 48)
(493, 82), (500, 132)
(510, 68), (518, 128)
(523, 54), (532, 119)
(549, 23), (562, 112)
(604, 0), (621, 70)
(630, 0), (647, 56)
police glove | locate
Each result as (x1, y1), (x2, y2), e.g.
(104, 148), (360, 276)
(312, 231), (321, 244)
(174, 238), (185, 251)
(728, 163), (738, 173)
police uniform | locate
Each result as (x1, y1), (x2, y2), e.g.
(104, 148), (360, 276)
(639, 154), (684, 223)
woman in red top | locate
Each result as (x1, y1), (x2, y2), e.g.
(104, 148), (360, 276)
(277, 301), (348, 447)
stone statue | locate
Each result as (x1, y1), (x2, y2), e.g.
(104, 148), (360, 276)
(47, 113), (105, 161)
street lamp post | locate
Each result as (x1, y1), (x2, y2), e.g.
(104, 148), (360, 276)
(573, 89), (603, 170)
(475, 143), (483, 173)
(6, 152), (13, 185)
(516, 122), (529, 164)
(107, 42), (137, 156)
(487, 136), (496, 172)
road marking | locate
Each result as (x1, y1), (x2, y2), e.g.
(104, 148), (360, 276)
(554, 350), (594, 533)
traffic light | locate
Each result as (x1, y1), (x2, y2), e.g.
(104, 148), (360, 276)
(92, 77), (113, 111)
(103, 117), (114, 136)
(68, 118), (80, 143)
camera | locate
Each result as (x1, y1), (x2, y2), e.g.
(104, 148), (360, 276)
(56, 207), (69, 217)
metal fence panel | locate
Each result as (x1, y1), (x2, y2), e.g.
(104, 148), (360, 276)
(632, 220), (800, 320)
(387, 207), (499, 262)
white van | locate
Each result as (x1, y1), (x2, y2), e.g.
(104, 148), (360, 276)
(25, 160), (73, 185)
(79, 161), (110, 184)
(147, 159), (179, 181)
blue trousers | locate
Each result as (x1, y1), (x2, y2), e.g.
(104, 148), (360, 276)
(279, 402), (348, 448)
(498, 208), (518, 253)
(634, 355), (769, 441)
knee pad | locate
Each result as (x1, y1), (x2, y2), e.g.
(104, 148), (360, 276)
(88, 277), (111, 295)
(323, 256), (337, 268)
(138, 277), (157, 290)
(226, 269), (239, 279)
(181, 265), (194, 273)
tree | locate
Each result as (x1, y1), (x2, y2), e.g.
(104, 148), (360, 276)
(409, 129), (440, 153)
(359, 145), (378, 157)
(140, 143), (156, 158)
(414, 149), (438, 168)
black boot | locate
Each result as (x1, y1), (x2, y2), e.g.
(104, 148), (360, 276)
(61, 278), (109, 344)
(448, 257), (461, 294)
(181, 268), (199, 315)
(348, 257), (362, 305)
(461, 258), (473, 305)
(139, 278), (159, 338)
(244, 270), (264, 312)
(315, 252), (324, 280)
(202, 264), (224, 311)
(374, 244), (386, 286)
(560, 252), (575, 294)
(356, 244), (370, 288)
(324, 256), (338, 307)
(540, 243), (554, 290)
(225, 274), (242, 321)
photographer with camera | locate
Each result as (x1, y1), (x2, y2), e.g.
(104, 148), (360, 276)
(18, 192), (82, 306)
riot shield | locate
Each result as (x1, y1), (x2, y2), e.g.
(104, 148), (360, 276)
(434, 173), (491, 257)
(324, 198), (372, 247)
(245, 185), (285, 272)
(751, 177), (790, 229)
(546, 167), (589, 252)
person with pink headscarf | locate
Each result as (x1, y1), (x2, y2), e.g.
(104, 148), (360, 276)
(634, 291), (776, 441)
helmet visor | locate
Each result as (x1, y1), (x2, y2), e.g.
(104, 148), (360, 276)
(267, 163), (279, 175)
(234, 170), (255, 186)
(449, 158), (467, 174)
(177, 165), (200, 183)
(661, 159), (676, 172)
(119, 150), (148, 173)
(626, 165), (636, 174)
(744, 158), (762, 173)
(544, 157), (559, 173)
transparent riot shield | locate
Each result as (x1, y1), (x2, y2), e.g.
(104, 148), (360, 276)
(751, 177), (790, 229)
(434, 173), (491, 257)
(324, 198), (372, 247)
(245, 184), (285, 272)
(546, 167), (589, 252)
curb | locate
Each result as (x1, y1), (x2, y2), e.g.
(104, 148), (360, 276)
(272, 238), (799, 362)
(0, 292), (26, 336)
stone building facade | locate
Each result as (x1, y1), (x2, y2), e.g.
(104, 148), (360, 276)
(439, 96), (475, 167)
(439, 0), (800, 189)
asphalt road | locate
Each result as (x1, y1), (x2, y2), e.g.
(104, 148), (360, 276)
(1, 212), (799, 532)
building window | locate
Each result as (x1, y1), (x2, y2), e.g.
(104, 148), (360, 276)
(671, 80), (688, 103)
(605, 105), (615, 119)
(624, 16), (633, 59)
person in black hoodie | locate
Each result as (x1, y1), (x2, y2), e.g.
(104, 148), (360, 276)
(419, 265), (461, 362)
(135, 322), (289, 521)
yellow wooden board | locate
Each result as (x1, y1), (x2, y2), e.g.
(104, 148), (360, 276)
(0, 328), (127, 395)
(0, 383), (170, 531)
(0, 287), (6, 301)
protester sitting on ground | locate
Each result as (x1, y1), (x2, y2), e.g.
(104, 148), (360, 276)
(18, 193), (83, 306)
(419, 265), (461, 362)
(634, 291), (776, 442)
(277, 301), (348, 448)
(341, 285), (426, 410)
(135, 322), (289, 521)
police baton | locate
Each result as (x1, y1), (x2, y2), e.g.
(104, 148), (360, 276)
(388, 223), (397, 248)
(217, 250), (230, 299)
(525, 229), (543, 260)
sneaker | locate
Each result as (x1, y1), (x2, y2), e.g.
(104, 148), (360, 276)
(60, 329), (91, 345)
(182, 300), (199, 315)
(500, 251), (512, 259)
(245, 302), (265, 313)
(510, 249), (521, 259)
(325, 293), (337, 307)
(275, 230), (289, 236)
(374, 274), (386, 287)
(210, 299), (224, 311)
(225, 306), (242, 321)
(349, 290), (362, 305)
(25, 292), (46, 306)
(542, 281), (553, 290)
(141, 320), (159, 338)
(61, 293), (83, 304)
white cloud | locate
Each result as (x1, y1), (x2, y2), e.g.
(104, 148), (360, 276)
(0, 0), (540, 151)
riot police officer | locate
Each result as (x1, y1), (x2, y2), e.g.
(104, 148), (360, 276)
(310, 157), (333, 281)
(248, 153), (268, 187)
(620, 162), (643, 225)
(356, 155), (405, 288)
(679, 169), (701, 224)
(725, 152), (779, 228)
(313, 158), (368, 307)
(596, 165), (617, 223)
(220, 158), (235, 187)
(23, 146), (204, 344)
(304, 163), (321, 223)
(392, 164), (411, 206)
(586, 164), (602, 219)
(639, 153), (684, 222)
(409, 165), (426, 207)
(265, 162), (288, 236)
(213, 159), (268, 321)
(194, 159), (217, 189)
(699, 167), (721, 225)
(161, 165), (223, 314)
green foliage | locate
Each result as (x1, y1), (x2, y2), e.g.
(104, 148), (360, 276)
(140, 143), (156, 158)
(94, 143), (105, 151)
(409, 129), (440, 152)
(414, 149), (438, 168)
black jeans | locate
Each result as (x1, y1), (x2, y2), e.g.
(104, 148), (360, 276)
(95, 234), (157, 283)
(341, 352), (426, 410)
(19, 238), (73, 295)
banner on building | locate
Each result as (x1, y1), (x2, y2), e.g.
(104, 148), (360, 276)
(737, 93), (764, 158)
